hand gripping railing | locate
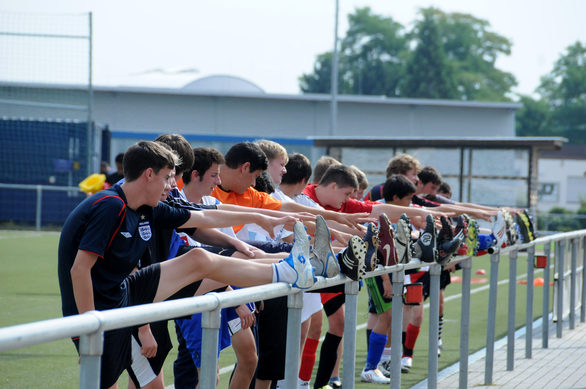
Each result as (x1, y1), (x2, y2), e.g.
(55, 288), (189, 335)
(0, 229), (585, 389)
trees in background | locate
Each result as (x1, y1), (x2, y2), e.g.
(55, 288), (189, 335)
(300, 7), (584, 143)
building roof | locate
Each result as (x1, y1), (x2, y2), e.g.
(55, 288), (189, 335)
(311, 136), (566, 150)
(539, 144), (586, 159)
(0, 80), (522, 110)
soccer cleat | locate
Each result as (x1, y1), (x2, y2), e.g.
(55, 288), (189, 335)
(360, 368), (391, 384)
(464, 219), (479, 257)
(516, 211), (534, 243)
(412, 214), (438, 263)
(491, 211), (507, 249)
(454, 215), (469, 237)
(522, 209), (536, 239)
(438, 216), (454, 242)
(401, 356), (413, 373)
(298, 380), (310, 389)
(437, 231), (464, 265)
(377, 361), (391, 378)
(285, 221), (315, 289)
(395, 214), (412, 264)
(311, 215), (340, 278)
(501, 209), (518, 246)
(377, 213), (398, 267)
(362, 222), (380, 272)
(328, 377), (341, 389)
(337, 236), (367, 281)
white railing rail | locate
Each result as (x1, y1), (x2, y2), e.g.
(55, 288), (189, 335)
(0, 229), (585, 389)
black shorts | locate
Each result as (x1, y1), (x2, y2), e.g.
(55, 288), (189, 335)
(323, 293), (345, 317)
(128, 320), (173, 387)
(256, 296), (288, 380)
(74, 263), (203, 388)
(440, 268), (452, 289)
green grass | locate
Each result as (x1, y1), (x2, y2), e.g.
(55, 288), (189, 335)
(0, 231), (553, 388)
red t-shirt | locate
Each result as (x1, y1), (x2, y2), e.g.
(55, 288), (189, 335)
(302, 184), (374, 214)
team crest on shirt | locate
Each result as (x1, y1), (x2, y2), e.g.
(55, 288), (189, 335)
(138, 221), (152, 241)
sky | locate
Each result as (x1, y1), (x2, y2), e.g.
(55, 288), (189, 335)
(1, 0), (585, 98)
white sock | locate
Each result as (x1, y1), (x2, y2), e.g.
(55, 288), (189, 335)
(381, 347), (392, 362)
(273, 258), (298, 284)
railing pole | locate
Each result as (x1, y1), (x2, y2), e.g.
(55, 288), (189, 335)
(200, 307), (221, 389)
(390, 269), (404, 389)
(484, 253), (500, 385)
(79, 331), (103, 389)
(525, 246), (535, 358)
(570, 239), (577, 330)
(507, 250), (518, 371)
(582, 236), (586, 323)
(342, 281), (360, 389)
(427, 264), (441, 389)
(35, 185), (42, 231)
(556, 240), (565, 338)
(284, 292), (304, 389)
(458, 258), (472, 389)
(542, 243), (551, 348)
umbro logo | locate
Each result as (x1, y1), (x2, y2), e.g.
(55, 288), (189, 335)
(121, 232), (132, 238)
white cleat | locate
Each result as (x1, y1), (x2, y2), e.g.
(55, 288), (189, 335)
(286, 222), (315, 289)
(360, 368), (390, 384)
(401, 356), (412, 373)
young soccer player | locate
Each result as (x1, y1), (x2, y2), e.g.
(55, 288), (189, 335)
(57, 141), (327, 389)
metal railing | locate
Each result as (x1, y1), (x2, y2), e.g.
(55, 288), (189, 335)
(0, 230), (585, 389)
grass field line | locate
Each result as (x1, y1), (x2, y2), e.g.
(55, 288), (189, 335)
(214, 269), (536, 377)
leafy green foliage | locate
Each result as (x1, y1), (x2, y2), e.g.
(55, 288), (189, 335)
(300, 6), (516, 101)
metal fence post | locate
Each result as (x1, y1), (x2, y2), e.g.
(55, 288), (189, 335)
(542, 243), (551, 348)
(79, 331), (103, 389)
(390, 269), (404, 389)
(582, 236), (586, 323)
(525, 245), (535, 359)
(556, 240), (565, 338)
(200, 307), (221, 389)
(284, 291), (304, 389)
(484, 253), (500, 385)
(507, 250), (518, 371)
(427, 263), (441, 389)
(35, 185), (42, 231)
(570, 239), (577, 330)
(459, 258), (472, 389)
(342, 280), (360, 389)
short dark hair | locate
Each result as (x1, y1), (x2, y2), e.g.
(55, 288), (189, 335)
(183, 147), (225, 184)
(281, 153), (312, 185)
(313, 156), (341, 184)
(319, 165), (358, 189)
(254, 171), (275, 194)
(154, 133), (193, 177)
(224, 142), (268, 172)
(115, 153), (124, 164)
(438, 181), (452, 198)
(383, 175), (417, 202)
(350, 165), (368, 190)
(123, 141), (178, 182)
(418, 166), (442, 185)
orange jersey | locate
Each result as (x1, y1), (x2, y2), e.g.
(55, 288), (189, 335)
(211, 186), (282, 233)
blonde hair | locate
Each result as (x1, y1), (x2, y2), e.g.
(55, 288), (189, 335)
(256, 139), (289, 164)
(350, 165), (369, 190)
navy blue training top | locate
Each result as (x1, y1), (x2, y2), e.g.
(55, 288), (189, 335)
(58, 184), (191, 317)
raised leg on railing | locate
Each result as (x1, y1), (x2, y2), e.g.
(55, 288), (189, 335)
(390, 269), (404, 389)
(200, 307), (221, 389)
(507, 250), (518, 371)
(556, 240), (565, 338)
(284, 291), (304, 389)
(526, 246), (535, 359)
(542, 243), (551, 348)
(79, 331), (103, 389)
(459, 258), (472, 389)
(342, 281), (360, 389)
(484, 253), (500, 385)
(427, 263), (441, 389)
(570, 239), (577, 330)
